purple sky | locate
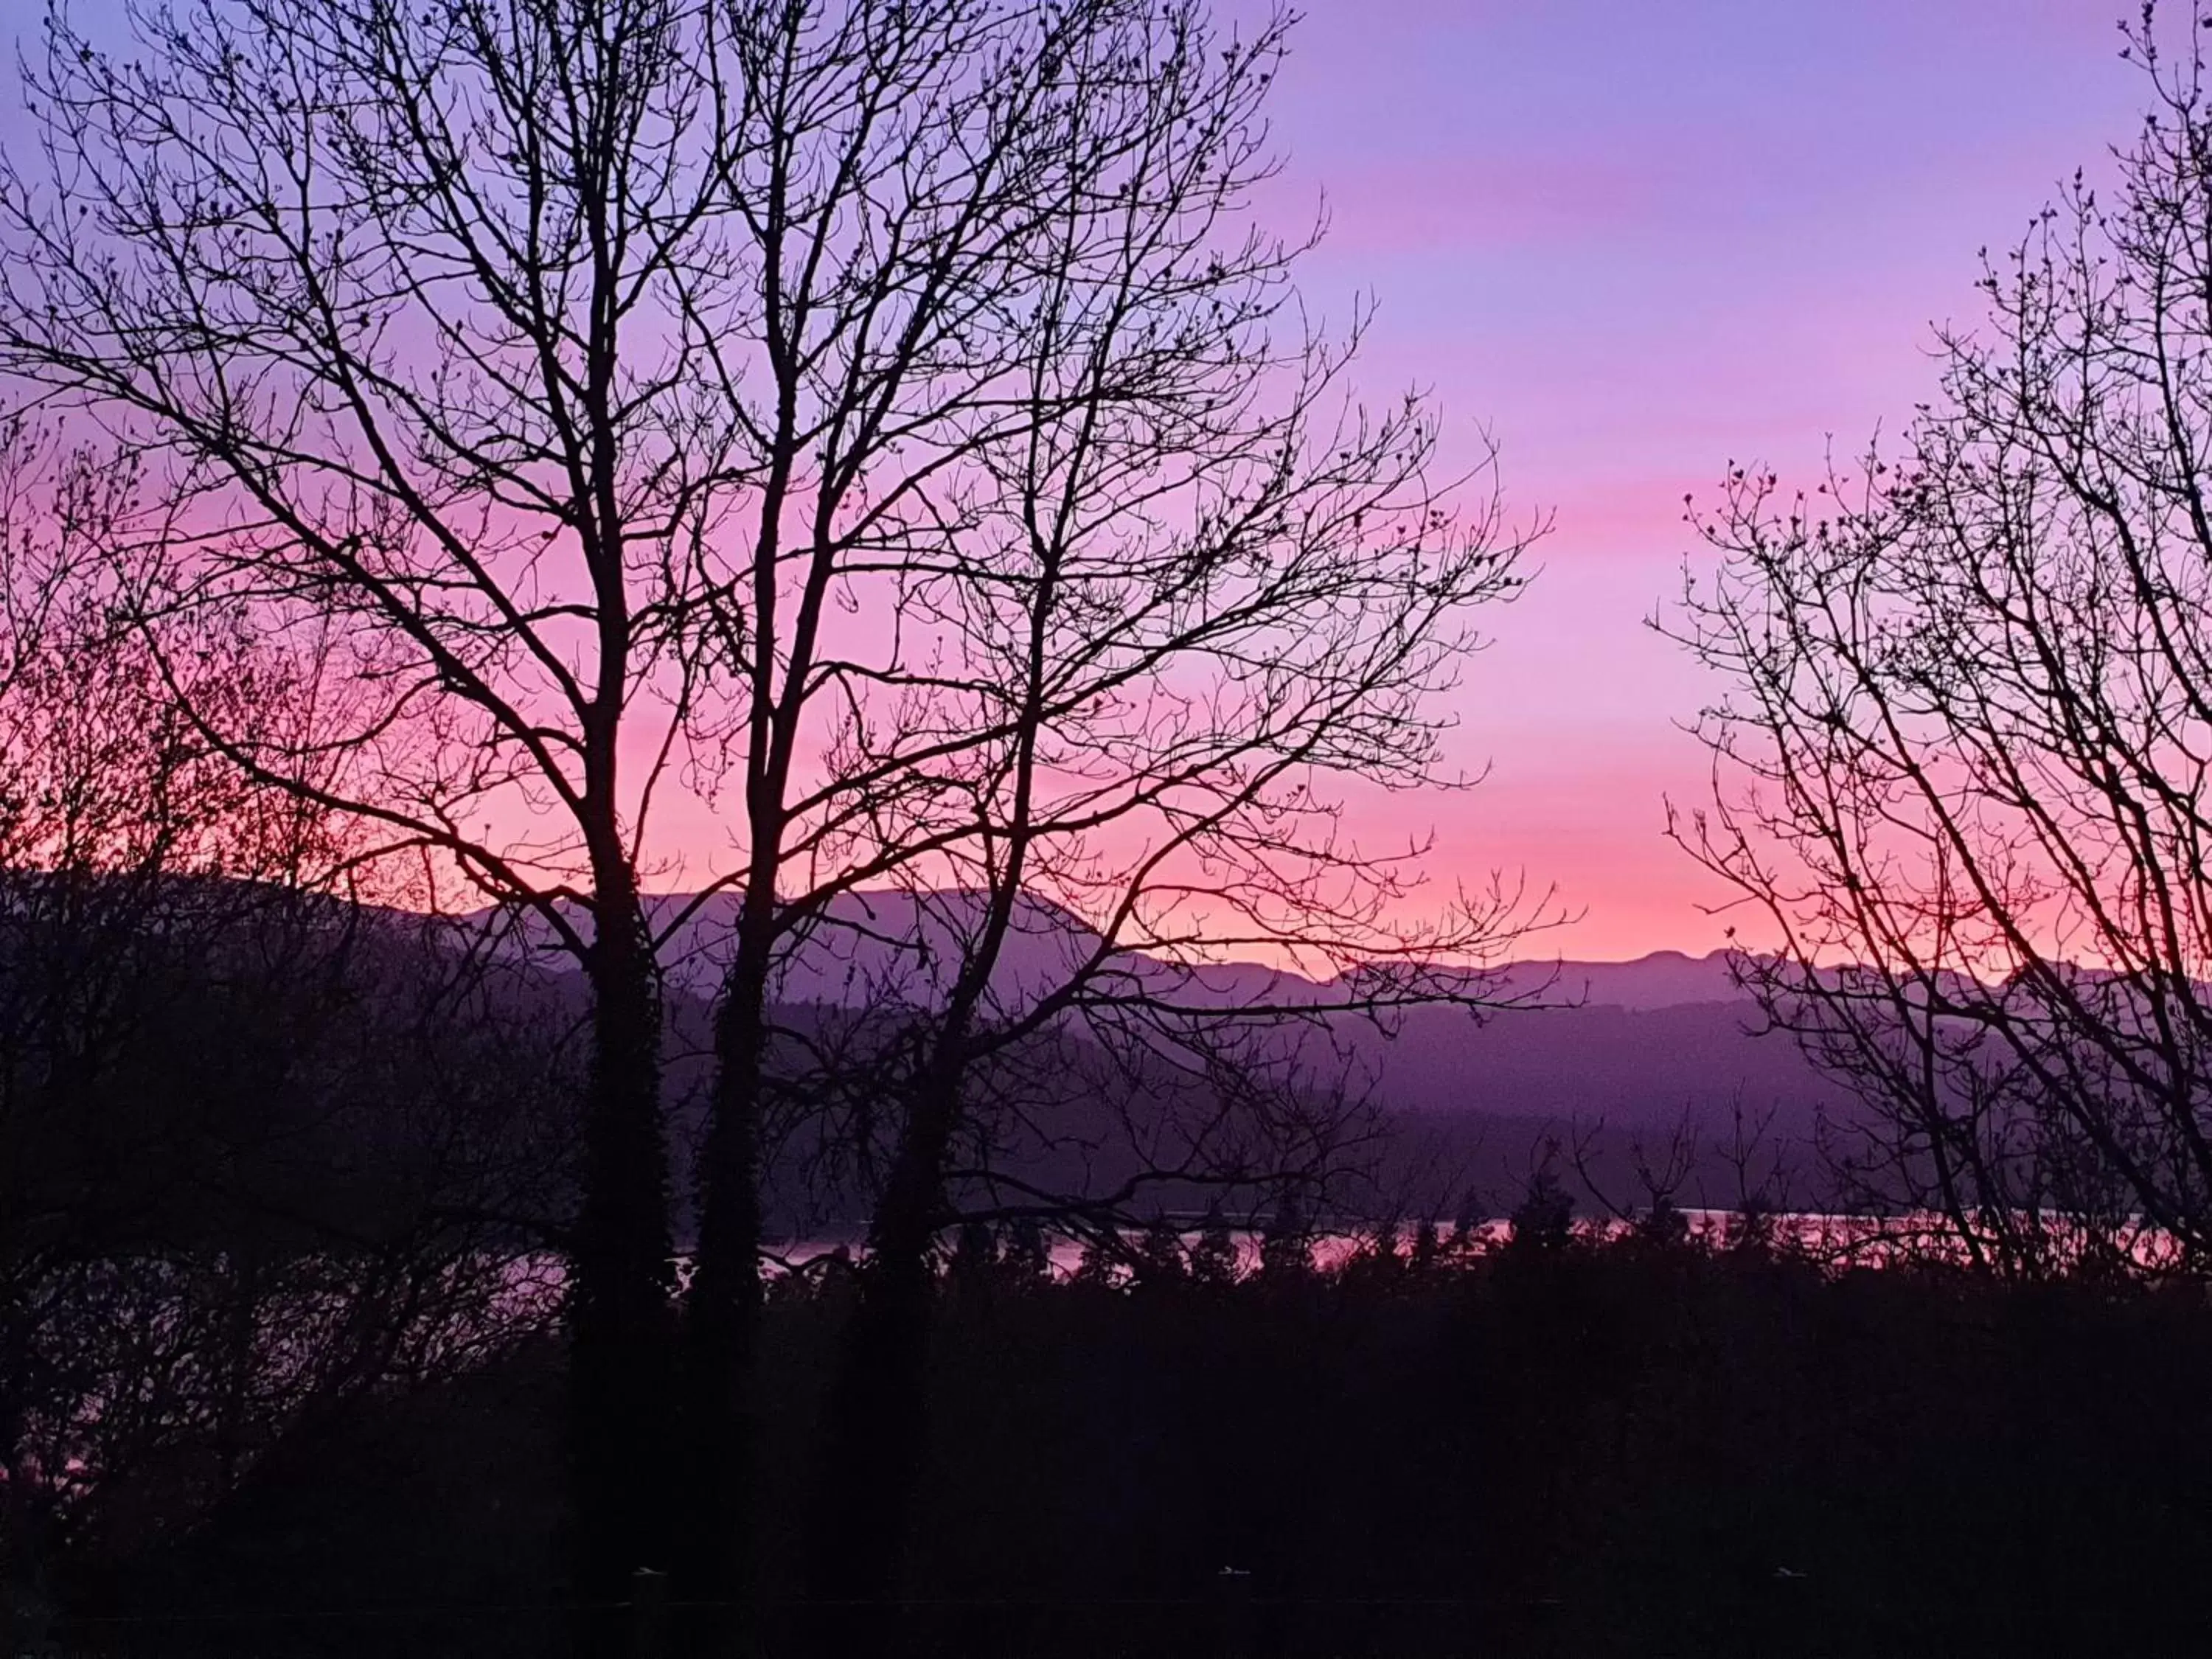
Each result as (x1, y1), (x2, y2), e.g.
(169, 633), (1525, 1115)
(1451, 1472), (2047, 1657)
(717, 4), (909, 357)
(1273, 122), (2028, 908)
(0, 2), (2154, 959)
(1242, 0), (2146, 956)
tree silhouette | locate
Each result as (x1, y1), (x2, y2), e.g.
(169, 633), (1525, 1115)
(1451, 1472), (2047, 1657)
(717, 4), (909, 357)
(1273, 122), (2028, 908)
(1191, 1203), (1242, 1289)
(1669, 4), (2212, 1277)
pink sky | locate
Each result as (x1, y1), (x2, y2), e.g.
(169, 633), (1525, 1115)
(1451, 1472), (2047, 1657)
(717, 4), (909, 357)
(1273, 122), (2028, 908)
(0, 2), (2154, 961)
(1239, 0), (2146, 958)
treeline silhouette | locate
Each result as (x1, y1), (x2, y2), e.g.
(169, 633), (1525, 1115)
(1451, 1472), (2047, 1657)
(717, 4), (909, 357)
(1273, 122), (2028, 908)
(31, 1200), (2212, 1659)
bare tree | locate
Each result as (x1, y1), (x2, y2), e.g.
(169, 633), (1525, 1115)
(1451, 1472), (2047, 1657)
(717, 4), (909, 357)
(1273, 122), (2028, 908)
(0, 418), (352, 1331)
(642, 0), (1551, 1613)
(767, 1), (1547, 1604)
(1666, 4), (2212, 1278)
(661, 0), (1329, 1600)
(0, 416), (570, 1642)
(0, 0), (779, 1601)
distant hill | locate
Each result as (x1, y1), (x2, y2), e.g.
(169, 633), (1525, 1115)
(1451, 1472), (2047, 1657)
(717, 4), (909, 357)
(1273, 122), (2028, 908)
(2, 871), (1854, 1246)
(1491, 948), (1750, 1010)
(530, 886), (1759, 1016)
(598, 889), (1845, 1208)
(608, 886), (1821, 1099)
(1338, 995), (1840, 1128)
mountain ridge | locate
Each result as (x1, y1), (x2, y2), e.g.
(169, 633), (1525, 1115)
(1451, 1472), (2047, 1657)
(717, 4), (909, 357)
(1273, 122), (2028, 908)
(487, 885), (1757, 1015)
(484, 889), (1829, 1157)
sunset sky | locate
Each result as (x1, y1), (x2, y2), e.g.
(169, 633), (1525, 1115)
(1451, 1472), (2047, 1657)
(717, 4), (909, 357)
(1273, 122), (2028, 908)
(1245, 0), (2146, 958)
(0, 3), (2157, 961)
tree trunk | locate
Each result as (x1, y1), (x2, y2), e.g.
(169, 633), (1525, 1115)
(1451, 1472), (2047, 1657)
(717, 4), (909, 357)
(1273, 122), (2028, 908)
(569, 869), (675, 1653)
(680, 910), (769, 1642)
(807, 1056), (965, 1639)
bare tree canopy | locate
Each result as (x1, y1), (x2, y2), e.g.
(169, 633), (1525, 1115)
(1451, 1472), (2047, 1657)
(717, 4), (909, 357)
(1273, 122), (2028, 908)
(1, 0), (769, 1601)
(0, 414), (575, 1636)
(1669, 4), (2212, 1276)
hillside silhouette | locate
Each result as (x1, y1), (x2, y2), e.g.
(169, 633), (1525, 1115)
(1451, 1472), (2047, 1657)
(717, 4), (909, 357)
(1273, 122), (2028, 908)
(489, 887), (1843, 1215)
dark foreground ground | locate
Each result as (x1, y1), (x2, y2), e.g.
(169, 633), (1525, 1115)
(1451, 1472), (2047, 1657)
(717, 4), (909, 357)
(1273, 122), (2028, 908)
(32, 1225), (2212, 1659)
